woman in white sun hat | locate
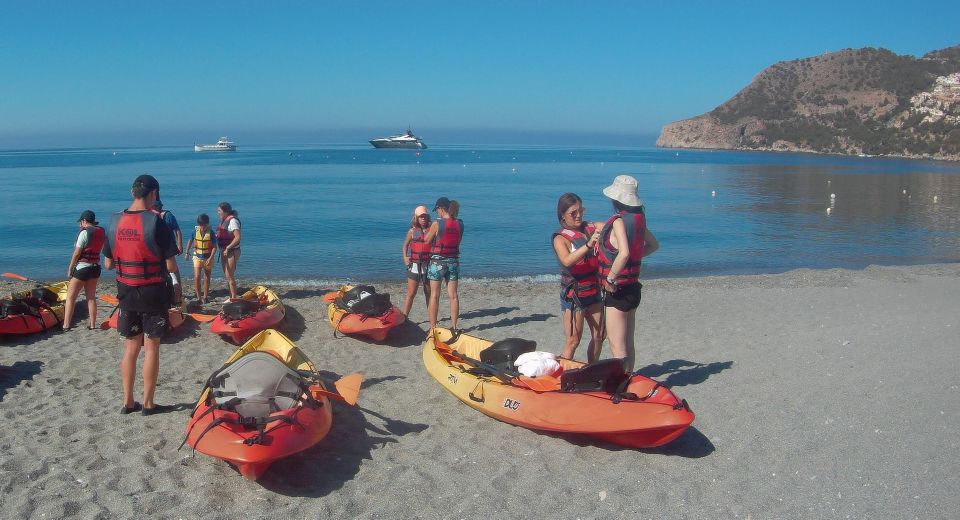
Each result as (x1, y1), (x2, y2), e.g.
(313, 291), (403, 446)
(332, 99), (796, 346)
(597, 174), (659, 372)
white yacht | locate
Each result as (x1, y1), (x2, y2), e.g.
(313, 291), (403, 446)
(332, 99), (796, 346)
(194, 137), (237, 152)
(369, 129), (427, 149)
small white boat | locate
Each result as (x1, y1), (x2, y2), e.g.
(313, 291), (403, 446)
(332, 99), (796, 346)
(194, 137), (237, 152)
(369, 129), (426, 149)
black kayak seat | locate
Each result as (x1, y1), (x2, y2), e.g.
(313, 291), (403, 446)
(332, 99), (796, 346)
(560, 358), (628, 393)
(222, 299), (261, 321)
(479, 338), (537, 371)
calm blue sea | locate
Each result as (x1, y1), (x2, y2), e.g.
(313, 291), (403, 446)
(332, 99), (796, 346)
(1, 145), (958, 284)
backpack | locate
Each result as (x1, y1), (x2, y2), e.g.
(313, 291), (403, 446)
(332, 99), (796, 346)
(1, 298), (33, 319)
(335, 285), (393, 318)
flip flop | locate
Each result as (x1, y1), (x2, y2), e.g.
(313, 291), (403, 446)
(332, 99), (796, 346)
(120, 402), (142, 415)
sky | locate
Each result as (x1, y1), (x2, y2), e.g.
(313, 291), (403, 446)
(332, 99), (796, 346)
(1, 1), (958, 148)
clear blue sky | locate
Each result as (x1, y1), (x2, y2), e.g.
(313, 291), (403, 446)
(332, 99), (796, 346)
(1, 1), (957, 147)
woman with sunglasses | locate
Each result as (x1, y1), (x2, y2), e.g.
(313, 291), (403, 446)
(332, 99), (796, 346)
(552, 193), (604, 362)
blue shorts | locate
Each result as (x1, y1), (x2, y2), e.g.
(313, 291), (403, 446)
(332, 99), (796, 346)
(427, 257), (460, 282)
(560, 291), (602, 312)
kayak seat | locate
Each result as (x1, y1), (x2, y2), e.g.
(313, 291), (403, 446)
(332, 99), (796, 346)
(31, 288), (59, 306)
(560, 358), (629, 394)
(222, 299), (261, 321)
(209, 352), (305, 420)
(480, 338), (537, 372)
(335, 286), (394, 317)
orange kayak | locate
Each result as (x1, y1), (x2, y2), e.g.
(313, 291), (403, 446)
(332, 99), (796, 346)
(322, 285), (405, 342)
(423, 328), (694, 448)
(209, 285), (285, 344)
(183, 329), (362, 480)
(0, 282), (68, 335)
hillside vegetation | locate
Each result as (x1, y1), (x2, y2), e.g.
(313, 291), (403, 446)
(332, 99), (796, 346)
(657, 45), (960, 160)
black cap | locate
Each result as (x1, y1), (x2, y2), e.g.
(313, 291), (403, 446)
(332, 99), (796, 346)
(78, 210), (98, 225)
(132, 174), (160, 193)
(433, 197), (451, 210)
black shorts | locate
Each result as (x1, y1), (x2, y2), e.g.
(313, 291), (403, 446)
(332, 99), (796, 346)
(117, 308), (168, 339)
(604, 282), (642, 312)
(72, 264), (101, 281)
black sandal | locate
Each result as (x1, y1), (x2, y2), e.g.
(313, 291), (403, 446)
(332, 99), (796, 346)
(120, 402), (142, 415)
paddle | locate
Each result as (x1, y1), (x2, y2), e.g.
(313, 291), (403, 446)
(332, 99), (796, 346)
(433, 334), (561, 392)
(2, 272), (45, 285)
(188, 313), (218, 323)
(321, 291), (339, 303)
(300, 371), (363, 405)
(98, 294), (119, 305)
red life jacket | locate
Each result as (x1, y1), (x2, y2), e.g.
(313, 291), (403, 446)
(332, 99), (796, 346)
(107, 210), (166, 286)
(216, 215), (240, 250)
(430, 218), (463, 258)
(553, 224), (599, 300)
(409, 227), (432, 263)
(597, 210), (646, 285)
(78, 226), (106, 264)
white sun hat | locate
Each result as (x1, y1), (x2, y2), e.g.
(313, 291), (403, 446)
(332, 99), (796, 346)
(602, 175), (643, 207)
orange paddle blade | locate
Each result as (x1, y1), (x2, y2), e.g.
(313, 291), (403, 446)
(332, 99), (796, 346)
(1, 272), (28, 281)
(188, 313), (217, 323)
(99, 294), (120, 305)
(99, 320), (112, 330)
(514, 375), (561, 392)
(321, 292), (338, 303)
(333, 372), (363, 406)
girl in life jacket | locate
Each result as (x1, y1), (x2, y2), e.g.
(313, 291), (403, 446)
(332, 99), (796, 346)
(552, 193), (605, 362)
(423, 197), (464, 333)
(184, 213), (216, 304)
(597, 175), (660, 372)
(401, 205), (433, 317)
(216, 202), (241, 301)
(63, 210), (106, 330)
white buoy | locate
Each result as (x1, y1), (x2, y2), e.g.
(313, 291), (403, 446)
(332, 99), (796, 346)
(902, 189), (907, 194)
(827, 180), (831, 184)
(934, 196), (939, 203)
(826, 207), (832, 215)
(711, 190), (717, 197)
(830, 193), (836, 199)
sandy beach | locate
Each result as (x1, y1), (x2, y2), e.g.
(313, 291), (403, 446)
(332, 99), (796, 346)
(2, 263), (958, 519)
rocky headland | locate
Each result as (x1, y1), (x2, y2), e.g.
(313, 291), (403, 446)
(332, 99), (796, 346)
(658, 45), (960, 161)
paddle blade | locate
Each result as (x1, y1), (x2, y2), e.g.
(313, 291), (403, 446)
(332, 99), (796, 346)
(188, 313), (217, 323)
(99, 319), (113, 330)
(99, 294), (120, 305)
(514, 375), (561, 392)
(332, 372), (363, 406)
(321, 292), (338, 303)
(1, 272), (28, 281)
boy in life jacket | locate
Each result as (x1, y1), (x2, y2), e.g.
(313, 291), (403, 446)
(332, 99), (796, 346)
(401, 205), (433, 317)
(552, 193), (604, 362)
(103, 174), (182, 416)
(184, 213), (216, 304)
(597, 175), (660, 372)
(63, 209), (106, 330)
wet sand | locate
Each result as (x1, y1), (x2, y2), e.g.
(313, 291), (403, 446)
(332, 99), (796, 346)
(1, 263), (958, 518)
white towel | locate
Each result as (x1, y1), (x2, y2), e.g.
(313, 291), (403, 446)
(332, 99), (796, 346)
(514, 351), (561, 377)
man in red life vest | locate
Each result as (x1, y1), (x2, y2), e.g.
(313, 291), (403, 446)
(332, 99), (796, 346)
(102, 174), (182, 416)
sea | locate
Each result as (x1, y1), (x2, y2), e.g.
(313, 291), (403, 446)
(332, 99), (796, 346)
(1, 145), (958, 285)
